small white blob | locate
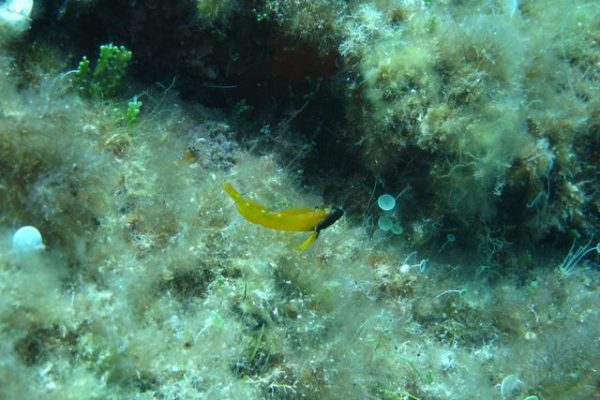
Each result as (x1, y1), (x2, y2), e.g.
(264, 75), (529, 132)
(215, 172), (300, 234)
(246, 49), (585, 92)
(7, 0), (33, 15)
(0, 0), (34, 34)
(12, 225), (44, 252)
(377, 194), (396, 211)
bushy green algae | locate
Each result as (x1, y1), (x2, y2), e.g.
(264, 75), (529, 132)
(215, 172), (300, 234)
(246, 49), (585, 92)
(333, 0), (600, 260)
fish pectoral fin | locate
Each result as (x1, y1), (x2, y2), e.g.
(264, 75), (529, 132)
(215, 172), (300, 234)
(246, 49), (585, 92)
(295, 231), (320, 253)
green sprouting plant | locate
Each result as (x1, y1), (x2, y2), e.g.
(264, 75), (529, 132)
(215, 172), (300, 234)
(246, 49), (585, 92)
(125, 96), (142, 125)
(113, 96), (143, 126)
(74, 43), (133, 98)
(231, 98), (253, 126)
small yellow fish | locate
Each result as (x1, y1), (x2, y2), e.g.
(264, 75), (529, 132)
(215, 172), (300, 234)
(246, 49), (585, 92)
(224, 182), (343, 252)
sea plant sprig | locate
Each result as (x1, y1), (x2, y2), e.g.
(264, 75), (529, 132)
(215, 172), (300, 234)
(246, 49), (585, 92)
(74, 43), (133, 98)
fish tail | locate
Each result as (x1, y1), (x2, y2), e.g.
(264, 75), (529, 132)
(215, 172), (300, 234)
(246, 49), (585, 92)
(295, 231), (319, 253)
(224, 182), (242, 203)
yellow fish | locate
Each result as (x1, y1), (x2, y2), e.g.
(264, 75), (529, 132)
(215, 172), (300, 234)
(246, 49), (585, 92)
(224, 182), (343, 252)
